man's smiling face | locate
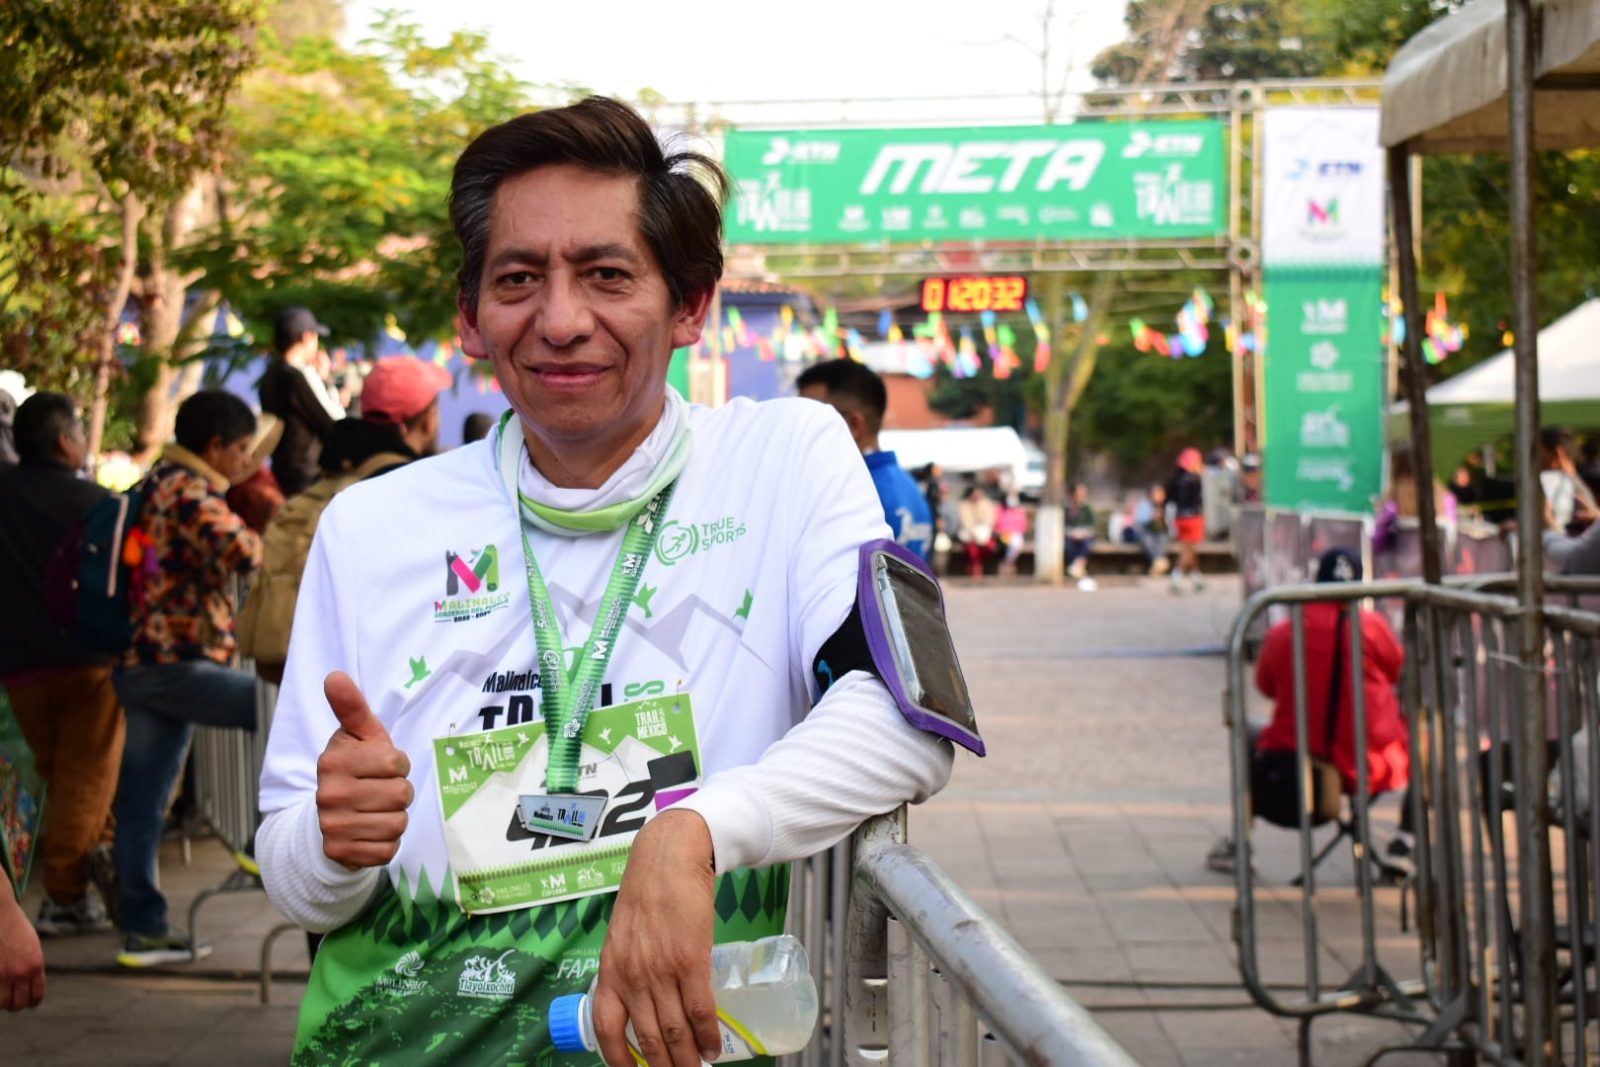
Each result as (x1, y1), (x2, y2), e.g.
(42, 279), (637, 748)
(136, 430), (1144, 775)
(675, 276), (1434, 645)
(459, 164), (706, 478)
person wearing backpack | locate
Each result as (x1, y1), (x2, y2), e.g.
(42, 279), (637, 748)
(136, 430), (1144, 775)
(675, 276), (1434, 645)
(111, 389), (264, 967)
(1204, 549), (1412, 875)
(240, 355), (450, 684)
(0, 393), (122, 938)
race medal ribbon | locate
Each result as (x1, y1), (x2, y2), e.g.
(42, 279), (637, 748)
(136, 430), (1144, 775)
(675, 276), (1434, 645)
(521, 482), (675, 813)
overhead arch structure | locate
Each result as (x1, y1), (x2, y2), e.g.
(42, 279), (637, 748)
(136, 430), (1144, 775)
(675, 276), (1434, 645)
(660, 79), (1382, 462)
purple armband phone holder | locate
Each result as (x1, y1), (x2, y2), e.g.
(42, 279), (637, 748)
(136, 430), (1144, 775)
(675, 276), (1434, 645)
(855, 539), (985, 757)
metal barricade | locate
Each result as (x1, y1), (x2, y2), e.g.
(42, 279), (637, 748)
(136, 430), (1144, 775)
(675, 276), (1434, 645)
(1227, 579), (1432, 1067)
(782, 809), (1139, 1067)
(1403, 581), (1529, 1063)
(1538, 602), (1600, 1065)
(1457, 524), (1514, 579)
(1237, 506), (1270, 656)
(185, 673), (277, 953)
(1228, 576), (1600, 1065)
(181, 576), (282, 968)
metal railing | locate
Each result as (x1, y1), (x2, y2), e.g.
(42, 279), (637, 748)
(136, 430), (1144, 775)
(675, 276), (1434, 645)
(784, 809), (1139, 1067)
(181, 574), (296, 1000)
(1226, 574), (1600, 1065)
(1226, 578), (1435, 1067)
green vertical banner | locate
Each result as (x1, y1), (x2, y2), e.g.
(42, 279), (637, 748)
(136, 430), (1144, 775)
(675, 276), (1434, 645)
(1261, 265), (1387, 514)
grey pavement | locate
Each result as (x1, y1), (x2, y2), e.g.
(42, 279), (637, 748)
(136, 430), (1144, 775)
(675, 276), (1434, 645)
(921, 575), (1433, 1067)
(10, 576), (1432, 1064)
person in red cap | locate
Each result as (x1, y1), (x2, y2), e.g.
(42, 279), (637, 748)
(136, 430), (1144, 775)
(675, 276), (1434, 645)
(341, 354), (452, 465)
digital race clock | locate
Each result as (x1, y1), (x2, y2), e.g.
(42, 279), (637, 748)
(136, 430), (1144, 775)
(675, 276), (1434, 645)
(918, 275), (1029, 314)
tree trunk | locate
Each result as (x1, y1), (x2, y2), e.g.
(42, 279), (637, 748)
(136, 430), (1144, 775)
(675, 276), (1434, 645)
(133, 183), (211, 462)
(86, 193), (143, 466)
(1034, 274), (1070, 585)
(1033, 272), (1115, 584)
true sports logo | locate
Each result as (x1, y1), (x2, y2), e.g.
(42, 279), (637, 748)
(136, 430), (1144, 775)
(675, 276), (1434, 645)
(654, 516), (747, 566)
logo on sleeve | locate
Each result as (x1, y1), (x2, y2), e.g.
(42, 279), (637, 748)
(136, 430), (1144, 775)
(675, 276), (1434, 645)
(434, 545), (512, 622)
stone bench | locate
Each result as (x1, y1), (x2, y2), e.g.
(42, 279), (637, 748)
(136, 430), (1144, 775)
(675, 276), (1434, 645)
(939, 540), (1236, 578)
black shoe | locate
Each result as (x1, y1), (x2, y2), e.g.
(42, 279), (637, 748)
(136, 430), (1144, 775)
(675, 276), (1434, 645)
(1205, 835), (1237, 874)
(35, 895), (113, 937)
(1379, 835), (1416, 882)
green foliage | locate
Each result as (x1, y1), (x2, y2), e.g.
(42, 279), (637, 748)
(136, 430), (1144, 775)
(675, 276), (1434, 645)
(182, 16), (533, 349)
(926, 351), (1035, 428)
(0, 0), (262, 402)
(1090, 0), (1465, 85)
(0, 189), (116, 399)
(266, 0), (344, 44)
(1080, 0), (1600, 474)
(1092, 0), (1330, 84)
(0, 0), (260, 200)
(1072, 331), (1234, 472)
(1320, 0), (1462, 72)
(1416, 150), (1600, 383)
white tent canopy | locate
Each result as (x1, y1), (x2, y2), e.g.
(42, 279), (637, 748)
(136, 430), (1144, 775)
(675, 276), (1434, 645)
(1426, 298), (1600, 404)
(1381, 0), (1600, 153)
(1389, 299), (1600, 467)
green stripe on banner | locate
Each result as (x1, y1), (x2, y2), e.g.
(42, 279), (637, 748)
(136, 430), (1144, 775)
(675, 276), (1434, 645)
(1261, 264), (1387, 515)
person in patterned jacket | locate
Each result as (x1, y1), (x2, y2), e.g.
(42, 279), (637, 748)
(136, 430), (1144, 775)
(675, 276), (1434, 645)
(111, 389), (263, 967)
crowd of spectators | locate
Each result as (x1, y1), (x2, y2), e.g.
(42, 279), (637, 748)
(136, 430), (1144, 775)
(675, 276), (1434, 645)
(0, 309), (480, 981)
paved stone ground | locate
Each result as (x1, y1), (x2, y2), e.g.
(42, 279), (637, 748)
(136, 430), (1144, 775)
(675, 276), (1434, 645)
(920, 575), (1435, 1067)
(10, 575), (1441, 1065)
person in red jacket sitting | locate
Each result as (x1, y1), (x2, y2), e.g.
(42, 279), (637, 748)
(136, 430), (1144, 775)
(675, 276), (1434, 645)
(1207, 548), (1414, 876)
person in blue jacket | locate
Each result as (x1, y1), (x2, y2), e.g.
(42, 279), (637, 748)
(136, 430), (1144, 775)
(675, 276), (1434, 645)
(798, 358), (934, 561)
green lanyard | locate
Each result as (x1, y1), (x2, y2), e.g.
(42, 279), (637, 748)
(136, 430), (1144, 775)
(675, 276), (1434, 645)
(519, 482), (675, 793)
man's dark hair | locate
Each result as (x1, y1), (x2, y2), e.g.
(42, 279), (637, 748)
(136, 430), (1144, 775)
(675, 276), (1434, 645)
(795, 358), (888, 429)
(1540, 426), (1573, 454)
(450, 96), (728, 313)
(14, 392), (79, 463)
(175, 389), (256, 453)
(462, 412), (494, 443)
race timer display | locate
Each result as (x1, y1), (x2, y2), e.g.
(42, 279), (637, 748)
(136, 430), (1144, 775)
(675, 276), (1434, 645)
(919, 275), (1029, 314)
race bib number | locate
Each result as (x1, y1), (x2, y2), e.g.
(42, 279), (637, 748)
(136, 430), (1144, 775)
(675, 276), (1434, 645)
(433, 694), (701, 914)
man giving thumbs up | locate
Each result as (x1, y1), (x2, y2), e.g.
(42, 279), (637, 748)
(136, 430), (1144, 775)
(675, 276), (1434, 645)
(253, 97), (958, 1067)
(314, 673), (413, 871)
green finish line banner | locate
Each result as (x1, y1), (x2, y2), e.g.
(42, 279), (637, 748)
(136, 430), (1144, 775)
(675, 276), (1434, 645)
(1262, 266), (1387, 514)
(724, 121), (1227, 244)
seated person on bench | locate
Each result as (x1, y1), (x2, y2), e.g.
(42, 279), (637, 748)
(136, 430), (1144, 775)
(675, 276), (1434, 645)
(1207, 549), (1413, 875)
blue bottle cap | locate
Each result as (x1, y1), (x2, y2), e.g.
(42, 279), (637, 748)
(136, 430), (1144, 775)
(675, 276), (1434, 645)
(549, 993), (589, 1053)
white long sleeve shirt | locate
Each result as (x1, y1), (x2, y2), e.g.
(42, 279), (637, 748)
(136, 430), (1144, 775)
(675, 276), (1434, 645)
(255, 396), (955, 1061)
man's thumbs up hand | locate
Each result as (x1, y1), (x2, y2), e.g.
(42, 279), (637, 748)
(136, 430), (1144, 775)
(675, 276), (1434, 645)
(317, 671), (414, 871)
(327, 671), (391, 744)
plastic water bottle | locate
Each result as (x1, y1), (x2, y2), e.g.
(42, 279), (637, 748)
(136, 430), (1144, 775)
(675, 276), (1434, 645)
(549, 934), (819, 1062)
